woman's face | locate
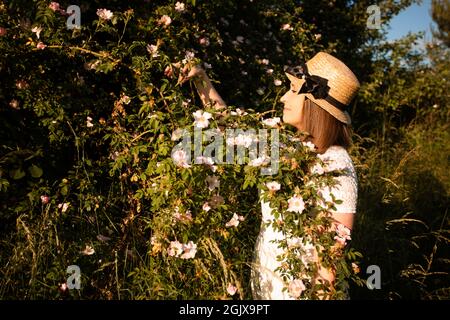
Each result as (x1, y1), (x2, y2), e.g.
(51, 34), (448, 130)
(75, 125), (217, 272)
(280, 80), (306, 130)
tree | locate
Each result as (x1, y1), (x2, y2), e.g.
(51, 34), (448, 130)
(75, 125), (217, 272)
(431, 0), (450, 47)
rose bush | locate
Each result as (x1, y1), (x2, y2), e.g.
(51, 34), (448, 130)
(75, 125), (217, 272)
(0, 0), (368, 299)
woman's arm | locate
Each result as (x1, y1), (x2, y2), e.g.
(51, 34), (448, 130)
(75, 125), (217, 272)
(182, 64), (227, 110)
(314, 212), (354, 299)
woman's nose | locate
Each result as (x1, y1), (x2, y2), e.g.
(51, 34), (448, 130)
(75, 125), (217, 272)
(280, 91), (288, 103)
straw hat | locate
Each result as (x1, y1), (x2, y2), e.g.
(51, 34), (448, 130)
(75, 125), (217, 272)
(284, 52), (360, 124)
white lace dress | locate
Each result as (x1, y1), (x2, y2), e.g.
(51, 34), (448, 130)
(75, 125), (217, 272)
(251, 145), (358, 300)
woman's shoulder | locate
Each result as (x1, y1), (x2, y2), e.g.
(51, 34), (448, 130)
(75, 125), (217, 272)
(317, 145), (355, 174)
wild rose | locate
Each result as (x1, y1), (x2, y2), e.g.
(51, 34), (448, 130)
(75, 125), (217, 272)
(230, 108), (248, 116)
(97, 9), (113, 20)
(120, 95), (131, 105)
(49, 2), (60, 11)
(86, 116), (94, 128)
(248, 156), (268, 167)
(15, 80), (28, 89)
(168, 240), (183, 257)
(40, 195), (50, 204)
(193, 110), (212, 128)
(164, 65), (173, 78)
(281, 24), (293, 31)
(9, 100), (19, 109)
(59, 282), (68, 293)
(199, 37), (210, 46)
(288, 279), (306, 298)
(58, 202), (70, 213)
(227, 283), (237, 296)
(32, 26), (42, 39)
(81, 245), (95, 255)
(334, 224), (351, 246)
(262, 117), (281, 127)
(146, 44), (159, 58)
(302, 141), (316, 151)
(266, 181), (281, 192)
(180, 241), (197, 259)
(183, 50), (195, 64)
(158, 15), (172, 26)
(175, 2), (185, 12)
(287, 195), (305, 214)
(274, 79), (282, 86)
(234, 133), (254, 148)
(36, 42), (47, 50)
(225, 213), (245, 228)
(202, 202), (211, 212)
(172, 149), (191, 168)
(0, 27), (7, 37)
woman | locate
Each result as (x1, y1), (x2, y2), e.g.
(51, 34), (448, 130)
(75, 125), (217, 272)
(183, 52), (360, 299)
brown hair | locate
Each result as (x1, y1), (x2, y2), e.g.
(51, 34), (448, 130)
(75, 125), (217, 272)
(299, 98), (352, 154)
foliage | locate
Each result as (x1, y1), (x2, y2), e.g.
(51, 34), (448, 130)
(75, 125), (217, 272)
(0, 0), (448, 300)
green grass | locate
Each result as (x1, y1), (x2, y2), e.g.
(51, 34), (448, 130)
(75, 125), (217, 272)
(350, 114), (450, 299)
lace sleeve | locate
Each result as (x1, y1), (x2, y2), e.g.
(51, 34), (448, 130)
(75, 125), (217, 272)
(316, 148), (358, 214)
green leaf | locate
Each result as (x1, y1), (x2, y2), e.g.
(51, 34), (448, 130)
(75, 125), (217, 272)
(61, 185), (69, 196)
(10, 168), (26, 180)
(29, 164), (43, 178)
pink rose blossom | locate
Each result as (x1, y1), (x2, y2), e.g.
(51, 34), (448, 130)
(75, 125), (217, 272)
(49, 2), (60, 11)
(40, 195), (50, 204)
(180, 241), (197, 259)
(36, 42), (47, 50)
(158, 15), (172, 26)
(226, 283), (237, 296)
(334, 224), (351, 246)
(202, 202), (211, 212)
(96, 8), (113, 20)
(288, 279), (306, 298)
(168, 240), (183, 257)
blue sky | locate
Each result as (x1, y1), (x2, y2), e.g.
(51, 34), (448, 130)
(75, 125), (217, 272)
(386, 0), (436, 42)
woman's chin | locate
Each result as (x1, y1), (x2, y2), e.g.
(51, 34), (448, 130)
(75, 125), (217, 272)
(282, 114), (292, 126)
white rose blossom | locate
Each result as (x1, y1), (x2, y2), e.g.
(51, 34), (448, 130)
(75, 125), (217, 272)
(262, 117), (281, 127)
(175, 2), (185, 12)
(96, 9), (113, 20)
(180, 241), (197, 259)
(81, 245), (95, 256)
(193, 110), (212, 128)
(266, 181), (281, 192)
(225, 213), (245, 228)
(287, 195), (305, 214)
